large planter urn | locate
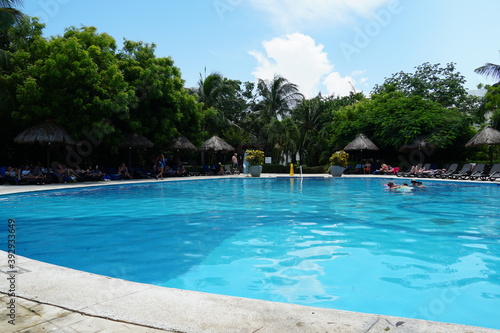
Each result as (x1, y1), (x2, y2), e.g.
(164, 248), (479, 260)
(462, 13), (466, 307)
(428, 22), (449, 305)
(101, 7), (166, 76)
(329, 165), (345, 177)
(249, 165), (263, 177)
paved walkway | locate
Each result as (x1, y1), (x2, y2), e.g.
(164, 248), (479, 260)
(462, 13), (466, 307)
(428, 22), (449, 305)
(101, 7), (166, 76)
(1, 175), (499, 332)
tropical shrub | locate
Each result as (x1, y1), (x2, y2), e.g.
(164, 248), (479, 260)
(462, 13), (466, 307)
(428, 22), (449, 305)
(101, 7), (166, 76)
(329, 150), (349, 167)
(245, 149), (265, 166)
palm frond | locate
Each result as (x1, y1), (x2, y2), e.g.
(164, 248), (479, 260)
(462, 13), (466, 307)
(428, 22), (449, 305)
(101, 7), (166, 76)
(0, 0), (24, 7)
(474, 63), (500, 81)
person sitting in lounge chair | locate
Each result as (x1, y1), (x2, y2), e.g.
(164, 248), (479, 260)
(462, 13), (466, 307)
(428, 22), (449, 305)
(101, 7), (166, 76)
(4, 166), (19, 184)
(374, 163), (391, 174)
(19, 165), (43, 182)
(118, 163), (132, 179)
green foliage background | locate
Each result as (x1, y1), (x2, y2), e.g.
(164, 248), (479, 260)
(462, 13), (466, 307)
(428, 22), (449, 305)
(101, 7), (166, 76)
(0, 12), (498, 169)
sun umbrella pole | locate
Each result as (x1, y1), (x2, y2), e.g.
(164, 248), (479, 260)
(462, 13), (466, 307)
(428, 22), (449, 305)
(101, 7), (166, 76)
(47, 142), (51, 170)
(128, 147), (132, 168)
(490, 145), (493, 167)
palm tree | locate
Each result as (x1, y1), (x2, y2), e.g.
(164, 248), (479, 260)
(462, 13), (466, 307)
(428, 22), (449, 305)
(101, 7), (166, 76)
(475, 52), (500, 82)
(0, 0), (24, 35)
(267, 118), (299, 164)
(294, 98), (325, 164)
(197, 70), (239, 132)
(255, 74), (303, 122)
(0, 0), (24, 66)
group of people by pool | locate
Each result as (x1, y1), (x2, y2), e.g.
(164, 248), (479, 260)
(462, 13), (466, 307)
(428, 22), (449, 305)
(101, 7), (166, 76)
(386, 179), (425, 192)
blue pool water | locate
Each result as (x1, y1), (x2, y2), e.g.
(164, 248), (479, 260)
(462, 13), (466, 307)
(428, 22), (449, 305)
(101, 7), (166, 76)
(1, 178), (499, 329)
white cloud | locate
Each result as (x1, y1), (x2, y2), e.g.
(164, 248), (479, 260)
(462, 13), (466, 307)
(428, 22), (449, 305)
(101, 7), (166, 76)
(250, 33), (367, 97)
(248, 0), (392, 30)
(323, 72), (356, 97)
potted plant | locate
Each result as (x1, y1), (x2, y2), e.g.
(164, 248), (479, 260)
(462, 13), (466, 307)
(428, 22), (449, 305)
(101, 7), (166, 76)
(328, 150), (349, 177)
(245, 149), (265, 177)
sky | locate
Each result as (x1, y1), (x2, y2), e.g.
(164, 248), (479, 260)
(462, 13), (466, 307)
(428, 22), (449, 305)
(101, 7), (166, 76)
(20, 0), (500, 98)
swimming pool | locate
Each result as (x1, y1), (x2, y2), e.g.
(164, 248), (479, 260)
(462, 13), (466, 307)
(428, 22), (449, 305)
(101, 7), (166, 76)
(1, 178), (499, 329)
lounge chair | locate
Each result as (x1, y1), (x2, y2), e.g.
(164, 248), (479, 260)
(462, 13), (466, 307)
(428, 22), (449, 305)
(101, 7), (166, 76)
(449, 163), (472, 179)
(481, 164), (500, 181)
(396, 166), (411, 177)
(353, 164), (363, 174)
(438, 163), (459, 179)
(467, 164), (486, 180)
(385, 167), (400, 175)
(399, 164), (422, 177)
(0, 166), (6, 185)
(415, 163), (431, 178)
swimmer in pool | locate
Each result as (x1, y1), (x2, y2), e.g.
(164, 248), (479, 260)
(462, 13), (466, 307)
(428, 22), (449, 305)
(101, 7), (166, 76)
(410, 179), (425, 188)
(386, 182), (400, 190)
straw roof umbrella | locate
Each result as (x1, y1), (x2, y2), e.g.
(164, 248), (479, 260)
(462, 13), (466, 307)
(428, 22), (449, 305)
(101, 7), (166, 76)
(199, 135), (234, 152)
(199, 136), (234, 165)
(465, 126), (500, 166)
(118, 133), (153, 167)
(344, 134), (379, 160)
(170, 135), (197, 151)
(169, 135), (197, 167)
(14, 120), (75, 168)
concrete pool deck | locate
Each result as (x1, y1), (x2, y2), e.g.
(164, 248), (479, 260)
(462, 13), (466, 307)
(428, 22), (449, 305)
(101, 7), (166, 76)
(1, 174), (499, 332)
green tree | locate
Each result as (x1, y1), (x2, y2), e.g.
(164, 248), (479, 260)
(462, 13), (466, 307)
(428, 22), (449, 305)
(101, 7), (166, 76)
(119, 39), (203, 148)
(293, 97), (325, 164)
(372, 62), (469, 109)
(329, 91), (470, 153)
(255, 74), (303, 122)
(0, 0), (23, 70)
(252, 74), (303, 152)
(481, 84), (500, 129)
(475, 52), (500, 129)
(11, 26), (135, 141)
(267, 118), (299, 164)
(196, 71), (240, 134)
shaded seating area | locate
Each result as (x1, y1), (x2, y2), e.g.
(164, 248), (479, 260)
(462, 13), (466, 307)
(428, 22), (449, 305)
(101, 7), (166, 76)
(438, 164), (459, 179)
(466, 164), (486, 180)
(482, 164), (500, 181)
(449, 163), (473, 179)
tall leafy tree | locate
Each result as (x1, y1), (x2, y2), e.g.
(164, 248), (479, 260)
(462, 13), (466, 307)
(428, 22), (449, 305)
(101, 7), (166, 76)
(329, 90), (470, 158)
(11, 26), (135, 141)
(119, 40), (203, 147)
(372, 62), (469, 109)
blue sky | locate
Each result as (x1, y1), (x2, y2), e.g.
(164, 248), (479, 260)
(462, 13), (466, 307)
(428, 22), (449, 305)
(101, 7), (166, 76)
(21, 0), (499, 97)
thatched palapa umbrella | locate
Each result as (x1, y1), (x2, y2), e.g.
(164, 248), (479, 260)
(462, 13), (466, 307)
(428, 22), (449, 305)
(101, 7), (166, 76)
(465, 126), (500, 166)
(199, 136), (234, 165)
(344, 133), (379, 160)
(170, 135), (197, 165)
(170, 135), (197, 151)
(118, 133), (153, 167)
(199, 135), (234, 152)
(14, 120), (75, 168)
